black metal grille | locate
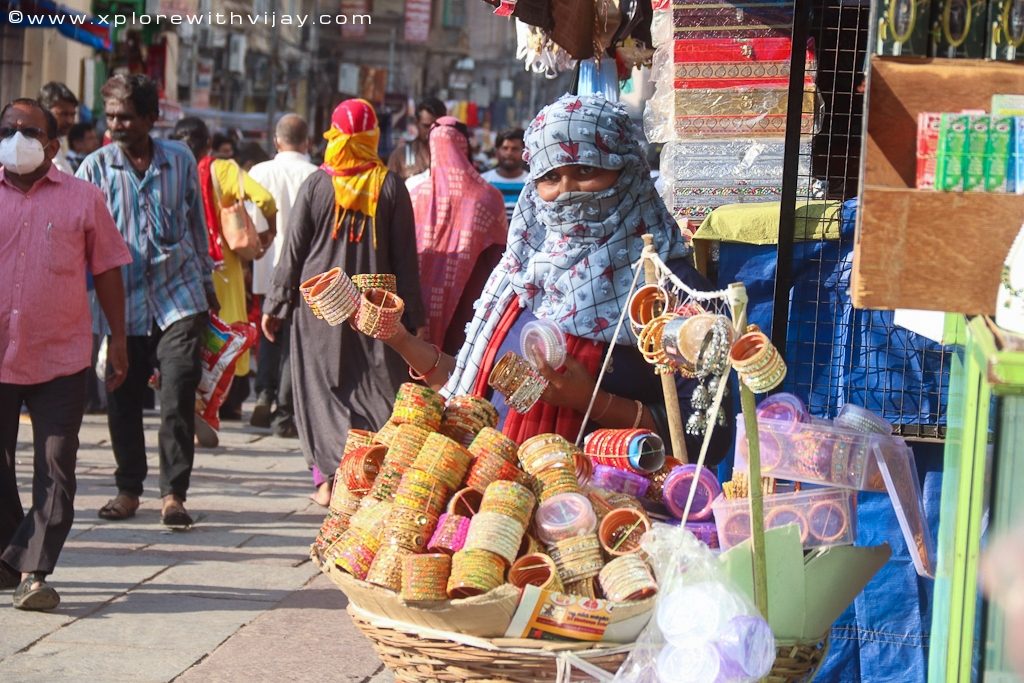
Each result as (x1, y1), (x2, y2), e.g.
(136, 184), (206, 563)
(773, 0), (952, 438)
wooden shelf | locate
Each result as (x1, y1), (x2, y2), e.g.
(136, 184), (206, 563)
(853, 56), (1024, 314)
(854, 186), (1024, 314)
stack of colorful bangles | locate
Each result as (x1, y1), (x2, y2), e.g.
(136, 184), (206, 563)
(366, 423), (430, 503)
(315, 391), (673, 605)
(598, 554), (658, 602)
(351, 273), (397, 293)
(401, 554), (451, 601)
(305, 267), (361, 326)
(315, 428), (382, 552)
(488, 351), (549, 414)
(354, 289), (405, 340)
(584, 428), (667, 474)
(730, 324), (787, 393)
(440, 396), (499, 447)
(389, 383), (445, 431)
(465, 427), (523, 492)
(518, 434), (584, 503)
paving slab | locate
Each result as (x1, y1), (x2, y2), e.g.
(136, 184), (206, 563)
(177, 573), (389, 683)
(0, 409), (364, 682)
(0, 642), (191, 683)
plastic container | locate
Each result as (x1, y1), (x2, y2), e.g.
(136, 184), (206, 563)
(589, 464), (651, 499)
(734, 416), (887, 492)
(520, 318), (566, 371)
(835, 403), (893, 436)
(874, 440), (936, 578)
(711, 487), (857, 551)
(662, 464), (722, 522)
(533, 492), (597, 544)
(754, 392), (810, 429)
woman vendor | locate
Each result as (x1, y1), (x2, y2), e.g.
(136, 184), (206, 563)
(364, 94), (731, 464)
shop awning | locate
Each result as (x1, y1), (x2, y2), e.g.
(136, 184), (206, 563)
(1, 0), (113, 51)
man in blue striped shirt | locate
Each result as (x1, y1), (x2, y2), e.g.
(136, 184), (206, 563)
(481, 128), (528, 222)
(77, 75), (218, 530)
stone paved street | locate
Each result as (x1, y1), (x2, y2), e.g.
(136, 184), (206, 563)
(0, 410), (394, 682)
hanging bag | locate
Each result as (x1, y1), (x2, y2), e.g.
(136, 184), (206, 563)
(213, 162), (261, 261)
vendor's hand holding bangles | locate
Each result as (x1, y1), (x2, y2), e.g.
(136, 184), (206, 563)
(532, 354), (598, 414)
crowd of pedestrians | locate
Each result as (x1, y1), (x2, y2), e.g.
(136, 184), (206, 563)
(0, 74), (551, 611)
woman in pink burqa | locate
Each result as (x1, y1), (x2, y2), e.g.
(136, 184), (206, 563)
(410, 116), (508, 354)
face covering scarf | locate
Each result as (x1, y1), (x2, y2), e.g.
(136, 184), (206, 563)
(443, 93), (691, 398)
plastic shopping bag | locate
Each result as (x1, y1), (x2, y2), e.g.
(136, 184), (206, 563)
(196, 314), (258, 432)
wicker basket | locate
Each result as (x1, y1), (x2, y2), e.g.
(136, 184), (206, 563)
(316, 544), (828, 683)
(348, 604), (632, 683)
(348, 601), (830, 683)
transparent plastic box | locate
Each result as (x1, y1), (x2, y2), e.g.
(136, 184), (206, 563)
(733, 416), (888, 492)
(874, 440), (936, 578)
(711, 487), (857, 550)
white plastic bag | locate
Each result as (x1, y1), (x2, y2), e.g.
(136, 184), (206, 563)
(613, 524), (776, 683)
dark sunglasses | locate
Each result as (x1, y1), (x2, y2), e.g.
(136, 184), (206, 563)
(0, 126), (48, 141)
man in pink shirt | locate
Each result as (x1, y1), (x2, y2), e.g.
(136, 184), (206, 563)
(0, 98), (131, 611)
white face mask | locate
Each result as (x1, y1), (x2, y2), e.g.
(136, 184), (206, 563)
(0, 131), (46, 175)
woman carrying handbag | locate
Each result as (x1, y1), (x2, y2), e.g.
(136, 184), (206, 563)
(171, 118), (278, 418)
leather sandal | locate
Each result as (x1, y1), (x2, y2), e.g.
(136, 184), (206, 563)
(161, 496), (194, 530)
(13, 574), (60, 611)
(97, 493), (140, 521)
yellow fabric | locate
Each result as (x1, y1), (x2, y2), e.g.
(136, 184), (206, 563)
(322, 126), (388, 246)
(692, 200), (843, 245)
(211, 158), (278, 376)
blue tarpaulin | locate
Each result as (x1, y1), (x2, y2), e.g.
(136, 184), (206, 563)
(712, 198), (946, 682)
(716, 199), (950, 426)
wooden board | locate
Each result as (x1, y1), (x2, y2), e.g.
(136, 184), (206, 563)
(854, 56), (1024, 314)
(854, 187), (1024, 314)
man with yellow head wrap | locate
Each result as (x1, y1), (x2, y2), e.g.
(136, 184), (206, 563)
(261, 99), (426, 504)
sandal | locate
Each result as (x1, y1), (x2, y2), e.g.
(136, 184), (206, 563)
(161, 496), (194, 530)
(98, 493), (140, 521)
(195, 415), (219, 448)
(13, 574), (60, 612)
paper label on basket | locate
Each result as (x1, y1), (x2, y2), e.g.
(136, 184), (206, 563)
(505, 585), (616, 642)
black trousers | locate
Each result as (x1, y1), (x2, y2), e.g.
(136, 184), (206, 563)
(107, 314), (206, 501)
(255, 321), (293, 428)
(0, 370), (87, 576)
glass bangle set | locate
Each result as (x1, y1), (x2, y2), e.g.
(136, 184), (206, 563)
(312, 384), (665, 604)
(718, 393), (934, 573)
(299, 268), (403, 337)
(627, 281), (787, 439)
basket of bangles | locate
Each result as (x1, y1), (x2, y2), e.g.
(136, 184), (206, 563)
(309, 383), (686, 682)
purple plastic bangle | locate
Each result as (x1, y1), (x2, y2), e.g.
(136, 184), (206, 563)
(590, 465), (651, 499)
(685, 521), (720, 548)
(663, 464), (723, 522)
(755, 392), (810, 432)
